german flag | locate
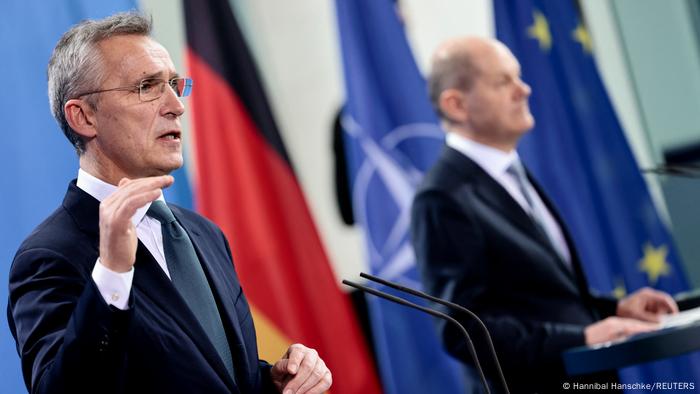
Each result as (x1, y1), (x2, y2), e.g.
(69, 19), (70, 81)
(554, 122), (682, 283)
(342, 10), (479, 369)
(183, 1), (382, 392)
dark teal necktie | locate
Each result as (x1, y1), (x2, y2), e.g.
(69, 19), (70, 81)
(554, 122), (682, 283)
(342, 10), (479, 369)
(147, 201), (235, 381)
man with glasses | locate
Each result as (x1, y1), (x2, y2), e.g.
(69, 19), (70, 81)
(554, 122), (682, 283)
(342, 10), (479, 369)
(7, 12), (331, 394)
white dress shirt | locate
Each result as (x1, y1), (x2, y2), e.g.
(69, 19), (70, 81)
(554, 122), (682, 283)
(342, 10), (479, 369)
(77, 169), (171, 310)
(446, 133), (571, 265)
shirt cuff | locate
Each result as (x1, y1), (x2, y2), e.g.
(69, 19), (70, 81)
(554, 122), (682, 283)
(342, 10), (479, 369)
(91, 258), (134, 310)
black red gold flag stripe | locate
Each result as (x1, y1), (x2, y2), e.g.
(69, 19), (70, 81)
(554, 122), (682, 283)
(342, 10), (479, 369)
(184, 1), (382, 392)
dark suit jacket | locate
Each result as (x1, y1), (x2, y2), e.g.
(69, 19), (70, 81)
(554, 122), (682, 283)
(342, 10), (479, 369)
(8, 181), (276, 394)
(411, 147), (618, 392)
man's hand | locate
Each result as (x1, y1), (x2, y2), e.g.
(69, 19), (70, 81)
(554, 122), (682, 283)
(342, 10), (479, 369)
(617, 287), (678, 323)
(270, 343), (332, 394)
(584, 316), (658, 345)
(99, 175), (173, 272)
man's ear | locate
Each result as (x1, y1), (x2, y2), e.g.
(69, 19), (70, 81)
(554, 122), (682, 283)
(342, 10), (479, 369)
(64, 99), (97, 139)
(438, 88), (469, 124)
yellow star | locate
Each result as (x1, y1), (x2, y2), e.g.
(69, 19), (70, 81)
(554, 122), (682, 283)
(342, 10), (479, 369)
(527, 10), (551, 51)
(638, 243), (671, 285)
(572, 22), (593, 53)
(612, 279), (627, 300)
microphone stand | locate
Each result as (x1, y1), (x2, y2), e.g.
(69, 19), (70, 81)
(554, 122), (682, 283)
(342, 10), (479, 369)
(359, 272), (509, 394)
(343, 279), (493, 394)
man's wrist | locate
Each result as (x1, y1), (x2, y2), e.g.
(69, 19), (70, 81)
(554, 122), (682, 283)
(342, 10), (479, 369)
(92, 258), (134, 310)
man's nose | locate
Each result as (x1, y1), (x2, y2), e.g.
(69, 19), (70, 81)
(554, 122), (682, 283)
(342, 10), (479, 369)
(515, 78), (531, 99)
(161, 84), (185, 118)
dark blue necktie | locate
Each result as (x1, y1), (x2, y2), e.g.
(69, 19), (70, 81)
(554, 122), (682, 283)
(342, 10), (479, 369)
(147, 201), (235, 381)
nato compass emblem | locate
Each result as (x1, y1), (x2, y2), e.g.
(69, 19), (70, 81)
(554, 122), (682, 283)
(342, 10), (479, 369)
(343, 115), (443, 286)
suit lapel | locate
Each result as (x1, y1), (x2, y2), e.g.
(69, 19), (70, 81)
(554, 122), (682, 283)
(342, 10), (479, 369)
(527, 173), (589, 284)
(63, 181), (100, 241)
(63, 181), (238, 392)
(132, 244), (238, 392)
(442, 148), (544, 243)
(441, 148), (576, 281)
(170, 206), (251, 387)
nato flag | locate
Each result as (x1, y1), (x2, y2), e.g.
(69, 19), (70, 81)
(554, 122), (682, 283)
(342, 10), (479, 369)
(335, 0), (469, 392)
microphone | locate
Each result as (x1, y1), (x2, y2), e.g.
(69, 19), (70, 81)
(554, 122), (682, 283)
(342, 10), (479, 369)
(641, 164), (700, 178)
(359, 272), (509, 394)
(342, 278), (493, 394)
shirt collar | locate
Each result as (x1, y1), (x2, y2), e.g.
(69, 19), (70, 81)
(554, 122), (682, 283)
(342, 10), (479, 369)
(446, 132), (520, 179)
(76, 168), (165, 226)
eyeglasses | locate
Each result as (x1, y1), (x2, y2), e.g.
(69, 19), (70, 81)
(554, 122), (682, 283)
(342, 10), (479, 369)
(75, 77), (193, 102)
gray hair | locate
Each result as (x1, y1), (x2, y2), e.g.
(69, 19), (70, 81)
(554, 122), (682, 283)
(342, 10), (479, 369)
(47, 11), (152, 155)
(427, 48), (479, 122)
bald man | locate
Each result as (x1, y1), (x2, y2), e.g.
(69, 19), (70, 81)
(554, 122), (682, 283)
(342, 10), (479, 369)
(410, 37), (677, 392)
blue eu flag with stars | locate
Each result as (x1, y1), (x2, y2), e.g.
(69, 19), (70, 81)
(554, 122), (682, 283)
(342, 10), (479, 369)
(494, 0), (700, 388)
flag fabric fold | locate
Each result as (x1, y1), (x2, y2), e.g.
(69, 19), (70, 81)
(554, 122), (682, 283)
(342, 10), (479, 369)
(184, 1), (381, 393)
(494, 0), (700, 387)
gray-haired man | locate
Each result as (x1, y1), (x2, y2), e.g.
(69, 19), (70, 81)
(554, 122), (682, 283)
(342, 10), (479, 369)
(8, 12), (331, 394)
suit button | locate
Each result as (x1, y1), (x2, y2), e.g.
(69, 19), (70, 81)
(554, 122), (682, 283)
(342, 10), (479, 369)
(99, 332), (110, 352)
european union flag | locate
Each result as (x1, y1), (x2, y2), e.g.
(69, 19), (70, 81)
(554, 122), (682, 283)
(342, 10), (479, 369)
(334, 0), (468, 392)
(494, 0), (700, 387)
